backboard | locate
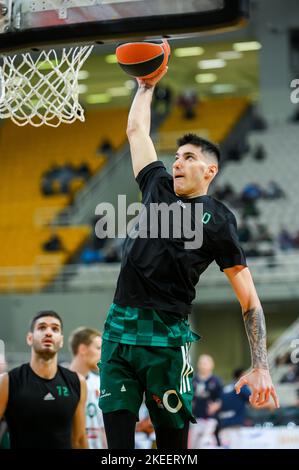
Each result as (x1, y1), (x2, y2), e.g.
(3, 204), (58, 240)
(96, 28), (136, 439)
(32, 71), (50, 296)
(0, 0), (249, 53)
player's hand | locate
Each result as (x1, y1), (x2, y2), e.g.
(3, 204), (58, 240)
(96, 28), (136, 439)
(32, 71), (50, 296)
(235, 368), (280, 408)
(137, 66), (168, 88)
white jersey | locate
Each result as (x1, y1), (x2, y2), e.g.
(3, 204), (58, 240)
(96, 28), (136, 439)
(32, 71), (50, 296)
(86, 371), (105, 449)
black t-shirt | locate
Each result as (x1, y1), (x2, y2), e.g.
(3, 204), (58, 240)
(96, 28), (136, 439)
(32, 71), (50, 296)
(114, 161), (246, 315)
(5, 363), (80, 449)
(192, 374), (223, 419)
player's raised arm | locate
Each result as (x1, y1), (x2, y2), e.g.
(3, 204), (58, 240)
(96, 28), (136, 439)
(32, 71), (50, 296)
(126, 67), (168, 178)
(224, 266), (279, 409)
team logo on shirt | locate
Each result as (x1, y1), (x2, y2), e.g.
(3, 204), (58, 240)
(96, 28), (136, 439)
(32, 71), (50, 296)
(100, 389), (111, 399)
(87, 402), (98, 418)
(152, 394), (164, 409)
(162, 390), (183, 414)
(43, 392), (55, 401)
(202, 212), (212, 224)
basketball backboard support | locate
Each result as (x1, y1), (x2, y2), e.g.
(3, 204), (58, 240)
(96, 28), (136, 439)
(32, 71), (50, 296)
(0, 0), (249, 53)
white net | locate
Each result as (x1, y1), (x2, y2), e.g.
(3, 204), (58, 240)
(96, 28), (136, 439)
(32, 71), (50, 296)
(0, 45), (94, 127)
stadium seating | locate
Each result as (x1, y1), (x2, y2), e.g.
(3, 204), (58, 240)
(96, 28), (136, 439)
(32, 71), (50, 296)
(217, 123), (298, 234)
(156, 97), (250, 150)
(0, 109), (127, 291)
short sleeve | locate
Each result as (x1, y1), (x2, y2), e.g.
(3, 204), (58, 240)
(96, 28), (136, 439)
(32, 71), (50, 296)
(135, 161), (169, 195)
(214, 212), (247, 271)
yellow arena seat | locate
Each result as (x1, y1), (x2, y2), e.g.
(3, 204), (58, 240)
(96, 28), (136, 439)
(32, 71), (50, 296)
(0, 109), (127, 292)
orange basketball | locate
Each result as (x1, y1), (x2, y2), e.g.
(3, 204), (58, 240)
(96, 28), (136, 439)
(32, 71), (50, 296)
(116, 40), (170, 79)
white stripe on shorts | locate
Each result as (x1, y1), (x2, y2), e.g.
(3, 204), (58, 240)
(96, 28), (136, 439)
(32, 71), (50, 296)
(180, 343), (193, 394)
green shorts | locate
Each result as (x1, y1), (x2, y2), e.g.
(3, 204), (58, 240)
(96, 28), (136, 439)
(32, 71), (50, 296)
(98, 339), (196, 429)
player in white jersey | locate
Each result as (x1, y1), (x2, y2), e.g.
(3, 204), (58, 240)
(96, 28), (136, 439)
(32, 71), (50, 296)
(69, 327), (106, 449)
(85, 370), (106, 449)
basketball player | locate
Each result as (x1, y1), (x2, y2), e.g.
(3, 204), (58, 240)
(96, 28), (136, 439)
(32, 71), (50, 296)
(69, 327), (106, 449)
(99, 65), (279, 449)
(0, 311), (88, 449)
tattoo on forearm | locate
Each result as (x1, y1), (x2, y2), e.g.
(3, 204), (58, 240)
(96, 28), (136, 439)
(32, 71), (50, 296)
(243, 306), (269, 369)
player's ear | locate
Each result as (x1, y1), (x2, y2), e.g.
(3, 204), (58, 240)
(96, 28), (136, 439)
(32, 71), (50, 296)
(26, 332), (33, 346)
(77, 343), (87, 356)
(59, 334), (64, 348)
(206, 163), (218, 180)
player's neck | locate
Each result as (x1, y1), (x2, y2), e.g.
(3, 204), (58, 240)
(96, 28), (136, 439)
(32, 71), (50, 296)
(30, 353), (58, 379)
(185, 189), (208, 199)
(199, 372), (212, 380)
(176, 184), (209, 199)
(69, 356), (90, 378)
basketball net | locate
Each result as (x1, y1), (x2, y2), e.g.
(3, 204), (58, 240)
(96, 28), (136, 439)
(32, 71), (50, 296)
(0, 45), (93, 127)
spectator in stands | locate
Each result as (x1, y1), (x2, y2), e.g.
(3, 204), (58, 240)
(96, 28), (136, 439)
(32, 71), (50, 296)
(278, 228), (294, 251)
(251, 112), (268, 131)
(241, 182), (263, 202)
(242, 200), (260, 219)
(41, 172), (54, 195)
(227, 147), (242, 162)
(80, 247), (105, 264)
(48, 164), (61, 180)
(42, 228), (64, 252)
(222, 184), (237, 204)
(59, 163), (76, 194)
(240, 183), (263, 219)
(213, 184), (237, 206)
(293, 230), (299, 249)
(276, 352), (293, 366)
(92, 215), (108, 250)
(77, 162), (91, 181)
(255, 223), (273, 243)
(217, 368), (251, 448)
(189, 355), (223, 449)
(104, 245), (121, 263)
(265, 181), (286, 200)
(280, 363), (299, 384)
(227, 139), (249, 162)
(253, 144), (267, 162)
(238, 219), (252, 243)
(153, 84), (173, 116)
(177, 88), (198, 120)
(98, 138), (114, 158)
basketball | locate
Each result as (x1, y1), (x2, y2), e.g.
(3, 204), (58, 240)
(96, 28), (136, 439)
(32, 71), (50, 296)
(115, 40), (170, 79)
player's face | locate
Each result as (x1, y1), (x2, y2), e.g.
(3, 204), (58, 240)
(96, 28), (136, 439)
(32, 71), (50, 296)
(172, 144), (213, 197)
(27, 316), (63, 359)
(198, 356), (214, 375)
(84, 336), (102, 371)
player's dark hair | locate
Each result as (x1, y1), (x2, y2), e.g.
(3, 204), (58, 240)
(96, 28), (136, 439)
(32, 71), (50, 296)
(30, 310), (63, 332)
(177, 133), (220, 164)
